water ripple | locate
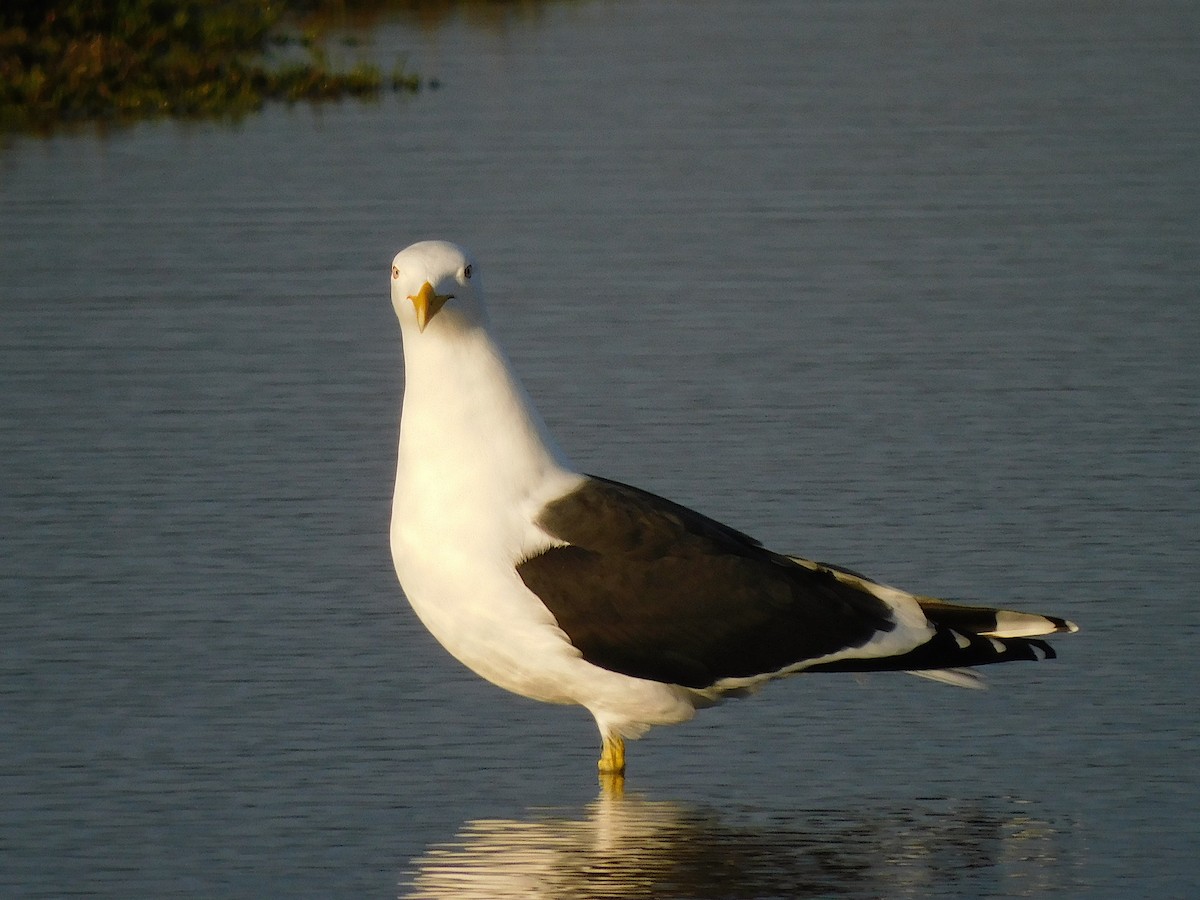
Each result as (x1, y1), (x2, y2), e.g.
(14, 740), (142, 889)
(404, 792), (1069, 899)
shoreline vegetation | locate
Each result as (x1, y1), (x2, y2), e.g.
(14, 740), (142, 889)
(0, 1), (433, 133)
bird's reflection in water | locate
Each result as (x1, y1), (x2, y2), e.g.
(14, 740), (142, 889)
(402, 787), (1068, 898)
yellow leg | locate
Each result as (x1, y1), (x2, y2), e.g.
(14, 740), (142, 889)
(598, 768), (625, 795)
(598, 734), (626, 775)
(597, 734), (626, 794)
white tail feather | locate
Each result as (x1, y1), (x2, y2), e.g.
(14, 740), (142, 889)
(987, 610), (1080, 638)
(906, 668), (988, 690)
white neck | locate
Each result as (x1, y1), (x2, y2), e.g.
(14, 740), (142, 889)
(393, 322), (576, 536)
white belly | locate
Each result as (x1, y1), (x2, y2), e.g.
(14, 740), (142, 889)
(391, 522), (700, 735)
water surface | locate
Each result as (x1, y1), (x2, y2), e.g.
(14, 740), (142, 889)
(3, 1), (1198, 896)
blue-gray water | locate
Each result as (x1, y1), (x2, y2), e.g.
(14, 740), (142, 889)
(3, 1), (1197, 896)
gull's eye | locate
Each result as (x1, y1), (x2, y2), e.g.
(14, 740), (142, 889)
(462, 264), (473, 280)
(391, 265), (399, 279)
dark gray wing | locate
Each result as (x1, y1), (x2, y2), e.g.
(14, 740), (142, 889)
(516, 476), (897, 689)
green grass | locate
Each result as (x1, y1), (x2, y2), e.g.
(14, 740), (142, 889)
(0, 1), (422, 133)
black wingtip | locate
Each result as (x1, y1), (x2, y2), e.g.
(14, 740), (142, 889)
(808, 628), (1063, 675)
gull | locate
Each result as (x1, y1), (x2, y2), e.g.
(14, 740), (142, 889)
(387, 240), (1078, 778)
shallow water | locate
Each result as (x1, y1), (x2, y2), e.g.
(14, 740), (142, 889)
(3, 1), (1198, 896)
